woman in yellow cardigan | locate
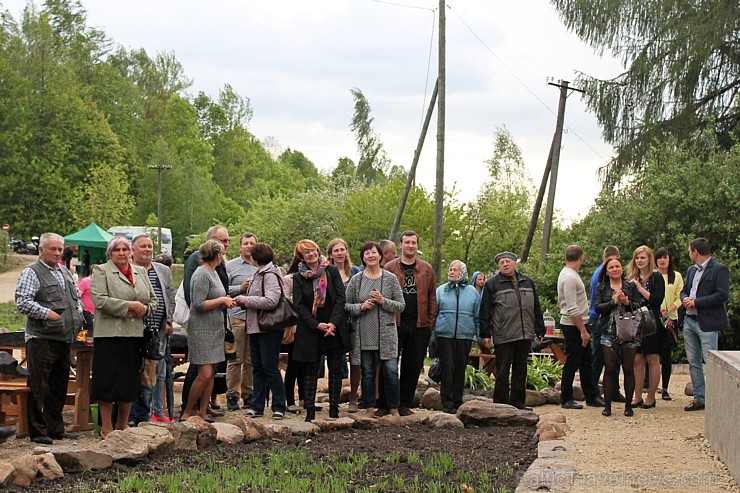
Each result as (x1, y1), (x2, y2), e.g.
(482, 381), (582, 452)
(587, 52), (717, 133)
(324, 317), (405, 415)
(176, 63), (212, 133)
(655, 247), (684, 401)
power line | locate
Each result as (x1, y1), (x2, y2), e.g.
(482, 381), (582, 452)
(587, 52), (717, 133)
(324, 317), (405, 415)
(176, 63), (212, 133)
(371, 0), (435, 11)
(445, 2), (609, 163)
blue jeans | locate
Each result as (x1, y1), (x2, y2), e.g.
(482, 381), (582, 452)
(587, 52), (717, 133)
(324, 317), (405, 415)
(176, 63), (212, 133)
(361, 351), (400, 409)
(151, 341), (173, 417)
(683, 316), (718, 403)
(250, 330), (287, 414)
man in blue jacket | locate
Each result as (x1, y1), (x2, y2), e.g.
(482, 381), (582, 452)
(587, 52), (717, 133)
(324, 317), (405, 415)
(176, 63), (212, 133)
(480, 252), (545, 410)
(680, 238), (730, 411)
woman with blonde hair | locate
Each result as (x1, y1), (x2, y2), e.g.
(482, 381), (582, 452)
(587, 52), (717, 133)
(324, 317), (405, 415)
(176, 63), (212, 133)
(292, 239), (349, 421)
(181, 240), (236, 422)
(326, 238), (362, 411)
(628, 245), (665, 409)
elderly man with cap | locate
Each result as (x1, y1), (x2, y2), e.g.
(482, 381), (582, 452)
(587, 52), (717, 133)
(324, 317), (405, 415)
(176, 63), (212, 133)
(479, 251), (545, 410)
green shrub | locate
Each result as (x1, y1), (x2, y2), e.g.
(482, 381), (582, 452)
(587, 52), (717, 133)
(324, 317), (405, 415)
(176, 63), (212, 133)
(464, 365), (494, 390)
(526, 355), (563, 391)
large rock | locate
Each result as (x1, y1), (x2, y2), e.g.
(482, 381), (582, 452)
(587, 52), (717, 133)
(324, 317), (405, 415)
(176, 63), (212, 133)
(212, 423), (245, 444)
(350, 415), (380, 430)
(316, 392), (330, 403)
(262, 424), (292, 440)
(313, 417), (355, 432)
(378, 414), (426, 427)
(34, 452), (64, 481)
(285, 421), (320, 436)
(185, 416), (217, 449)
(538, 412), (567, 425)
(420, 387), (443, 411)
(339, 387), (351, 403)
(456, 401), (539, 427)
(537, 440), (575, 459)
(168, 421), (199, 451)
(11, 454), (38, 487)
(129, 424), (176, 455)
(462, 394), (490, 404)
(0, 462), (16, 487)
(536, 421), (570, 438)
(34, 446), (113, 473)
(241, 419), (264, 443)
(426, 413), (464, 429)
(221, 414), (250, 435)
(685, 381), (694, 396)
(526, 390), (547, 407)
(96, 430), (150, 464)
(572, 384), (585, 401)
(540, 388), (561, 405)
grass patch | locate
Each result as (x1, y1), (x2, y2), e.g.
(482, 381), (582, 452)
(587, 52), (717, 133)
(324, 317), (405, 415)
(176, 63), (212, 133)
(0, 303), (24, 331)
(59, 446), (518, 493)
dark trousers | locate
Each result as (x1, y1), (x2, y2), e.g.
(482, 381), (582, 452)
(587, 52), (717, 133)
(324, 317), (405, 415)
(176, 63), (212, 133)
(437, 337), (472, 410)
(397, 322), (431, 408)
(282, 342), (304, 406)
(250, 331), (287, 414)
(561, 324), (599, 402)
(302, 348), (343, 410)
(26, 338), (71, 438)
(361, 351), (399, 408)
(493, 339), (531, 408)
(659, 343), (673, 390)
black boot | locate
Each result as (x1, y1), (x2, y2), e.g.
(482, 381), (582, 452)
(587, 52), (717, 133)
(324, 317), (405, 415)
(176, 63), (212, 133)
(624, 404), (634, 417)
(601, 403), (612, 417)
(305, 408), (316, 422)
(329, 405), (339, 419)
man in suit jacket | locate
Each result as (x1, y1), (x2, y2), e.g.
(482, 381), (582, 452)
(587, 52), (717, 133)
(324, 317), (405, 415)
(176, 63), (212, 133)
(129, 234), (176, 424)
(680, 237), (730, 411)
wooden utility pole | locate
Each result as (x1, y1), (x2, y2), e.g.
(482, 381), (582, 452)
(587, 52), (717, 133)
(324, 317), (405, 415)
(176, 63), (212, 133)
(433, 0), (446, 280)
(390, 80), (439, 242)
(520, 140), (554, 263)
(148, 164), (171, 253)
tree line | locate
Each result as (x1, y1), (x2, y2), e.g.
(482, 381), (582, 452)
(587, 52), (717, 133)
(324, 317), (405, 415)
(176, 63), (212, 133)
(1, 1), (737, 350)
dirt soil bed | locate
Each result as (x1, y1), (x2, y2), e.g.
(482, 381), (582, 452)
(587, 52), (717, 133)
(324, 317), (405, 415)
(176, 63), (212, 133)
(16, 424), (537, 492)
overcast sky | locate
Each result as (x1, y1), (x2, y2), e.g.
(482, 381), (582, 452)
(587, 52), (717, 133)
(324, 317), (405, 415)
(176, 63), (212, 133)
(3, 0), (624, 222)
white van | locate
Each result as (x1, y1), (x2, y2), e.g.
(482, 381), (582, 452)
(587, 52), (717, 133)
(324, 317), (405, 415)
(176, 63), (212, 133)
(108, 226), (173, 255)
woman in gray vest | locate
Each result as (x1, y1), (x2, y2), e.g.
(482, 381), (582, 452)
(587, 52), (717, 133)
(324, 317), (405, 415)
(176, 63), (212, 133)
(91, 236), (157, 437)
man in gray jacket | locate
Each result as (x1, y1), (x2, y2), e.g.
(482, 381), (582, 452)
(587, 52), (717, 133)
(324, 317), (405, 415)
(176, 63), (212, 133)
(15, 233), (83, 444)
(480, 252), (545, 410)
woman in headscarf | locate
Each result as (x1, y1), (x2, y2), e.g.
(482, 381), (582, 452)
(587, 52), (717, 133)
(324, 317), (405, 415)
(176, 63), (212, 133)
(292, 239), (349, 422)
(471, 271), (486, 296)
(433, 260), (481, 413)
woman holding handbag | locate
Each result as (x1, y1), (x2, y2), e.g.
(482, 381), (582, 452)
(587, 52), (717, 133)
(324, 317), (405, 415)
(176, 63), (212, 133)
(594, 256), (639, 416)
(292, 240), (349, 421)
(345, 241), (405, 418)
(655, 247), (684, 401)
(628, 246), (665, 409)
(235, 243), (287, 420)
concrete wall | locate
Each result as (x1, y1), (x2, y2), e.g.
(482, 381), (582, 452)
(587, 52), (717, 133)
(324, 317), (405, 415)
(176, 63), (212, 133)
(706, 351), (740, 484)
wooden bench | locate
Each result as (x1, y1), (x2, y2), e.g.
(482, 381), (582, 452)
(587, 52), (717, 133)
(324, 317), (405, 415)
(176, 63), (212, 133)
(0, 383), (30, 438)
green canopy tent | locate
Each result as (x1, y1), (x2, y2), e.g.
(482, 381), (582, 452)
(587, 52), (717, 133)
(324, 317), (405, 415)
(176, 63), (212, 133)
(63, 223), (114, 276)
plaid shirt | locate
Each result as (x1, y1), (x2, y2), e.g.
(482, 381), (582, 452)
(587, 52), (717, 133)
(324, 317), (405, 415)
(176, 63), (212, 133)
(15, 262), (83, 320)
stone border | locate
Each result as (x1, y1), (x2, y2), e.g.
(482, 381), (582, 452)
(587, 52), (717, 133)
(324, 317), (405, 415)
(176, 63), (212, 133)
(515, 412), (576, 493)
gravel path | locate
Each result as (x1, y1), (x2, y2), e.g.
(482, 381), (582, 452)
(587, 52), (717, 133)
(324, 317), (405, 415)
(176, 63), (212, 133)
(539, 371), (738, 492)
(0, 254), (36, 303)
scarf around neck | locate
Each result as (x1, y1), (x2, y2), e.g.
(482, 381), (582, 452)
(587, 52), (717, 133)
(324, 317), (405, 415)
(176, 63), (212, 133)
(299, 256), (328, 316)
(444, 261), (469, 293)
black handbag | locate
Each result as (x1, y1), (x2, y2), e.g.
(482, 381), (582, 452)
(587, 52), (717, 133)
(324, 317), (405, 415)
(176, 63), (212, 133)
(614, 305), (640, 344)
(257, 271), (298, 332)
(142, 317), (164, 360)
(428, 358), (442, 383)
(636, 305), (658, 338)
(224, 321), (237, 361)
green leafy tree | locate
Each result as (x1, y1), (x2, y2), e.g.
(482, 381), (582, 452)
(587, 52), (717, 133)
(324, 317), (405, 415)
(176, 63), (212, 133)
(551, 0), (740, 183)
(350, 88), (390, 184)
(75, 163), (133, 229)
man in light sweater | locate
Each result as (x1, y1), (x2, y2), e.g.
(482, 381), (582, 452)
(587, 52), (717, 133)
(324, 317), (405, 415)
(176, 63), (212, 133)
(557, 245), (604, 410)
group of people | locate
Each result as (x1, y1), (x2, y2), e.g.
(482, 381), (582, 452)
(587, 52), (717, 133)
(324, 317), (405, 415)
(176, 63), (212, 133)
(558, 239), (730, 418)
(14, 227), (730, 444)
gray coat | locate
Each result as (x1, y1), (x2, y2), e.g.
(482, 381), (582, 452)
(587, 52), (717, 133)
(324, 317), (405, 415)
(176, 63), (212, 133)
(345, 270), (405, 364)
